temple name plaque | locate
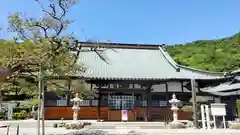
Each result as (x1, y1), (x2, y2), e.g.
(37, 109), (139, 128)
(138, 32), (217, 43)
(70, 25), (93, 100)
(210, 103), (226, 116)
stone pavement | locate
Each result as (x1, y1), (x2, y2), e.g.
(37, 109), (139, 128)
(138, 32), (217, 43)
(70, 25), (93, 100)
(0, 120), (240, 135)
(0, 120), (166, 129)
(1, 127), (240, 135)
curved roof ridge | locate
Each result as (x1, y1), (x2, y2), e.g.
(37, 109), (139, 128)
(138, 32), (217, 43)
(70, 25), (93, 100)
(158, 46), (180, 72)
(158, 46), (225, 76)
(229, 69), (240, 75)
(177, 65), (225, 76)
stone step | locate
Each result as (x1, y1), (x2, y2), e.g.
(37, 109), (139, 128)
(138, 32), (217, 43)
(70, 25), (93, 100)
(88, 123), (166, 129)
(92, 122), (165, 125)
(88, 126), (165, 129)
(91, 124), (165, 127)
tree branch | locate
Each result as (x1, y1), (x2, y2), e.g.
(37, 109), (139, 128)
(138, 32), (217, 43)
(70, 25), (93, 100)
(34, 0), (65, 38)
(58, 0), (67, 20)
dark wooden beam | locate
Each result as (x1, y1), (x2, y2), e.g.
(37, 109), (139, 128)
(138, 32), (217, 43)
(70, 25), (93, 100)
(146, 84), (153, 121)
(165, 82), (169, 101)
(97, 89), (101, 121)
(77, 41), (164, 50)
(90, 83), (93, 106)
(149, 91), (152, 121)
(146, 89), (150, 121)
(181, 81), (184, 93)
(66, 79), (71, 106)
(197, 83), (200, 93)
(98, 88), (147, 93)
(150, 92), (214, 96)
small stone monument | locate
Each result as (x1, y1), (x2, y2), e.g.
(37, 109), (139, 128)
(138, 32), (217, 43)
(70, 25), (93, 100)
(169, 93), (180, 123)
(71, 93), (83, 123)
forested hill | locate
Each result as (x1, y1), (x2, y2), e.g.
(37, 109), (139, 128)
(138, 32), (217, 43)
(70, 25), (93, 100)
(166, 33), (240, 72)
(1, 33), (240, 72)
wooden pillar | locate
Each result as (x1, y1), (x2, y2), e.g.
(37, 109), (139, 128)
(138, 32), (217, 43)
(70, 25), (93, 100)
(196, 81), (200, 92)
(146, 89), (150, 121)
(97, 90), (101, 121)
(180, 81), (184, 93)
(132, 92), (135, 108)
(149, 90), (152, 121)
(191, 79), (198, 128)
(132, 92), (136, 120)
(230, 96), (237, 120)
(66, 80), (71, 106)
(146, 87), (152, 121)
(165, 82), (169, 122)
(90, 83), (93, 106)
(165, 82), (169, 102)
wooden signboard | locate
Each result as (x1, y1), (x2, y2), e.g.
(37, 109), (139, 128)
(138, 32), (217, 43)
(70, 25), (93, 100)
(121, 110), (128, 121)
(210, 103), (226, 116)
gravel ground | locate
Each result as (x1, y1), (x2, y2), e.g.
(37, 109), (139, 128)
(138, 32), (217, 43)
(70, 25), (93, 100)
(2, 127), (240, 135)
(0, 120), (240, 135)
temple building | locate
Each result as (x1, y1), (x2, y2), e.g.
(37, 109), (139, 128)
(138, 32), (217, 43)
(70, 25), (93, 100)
(44, 42), (232, 121)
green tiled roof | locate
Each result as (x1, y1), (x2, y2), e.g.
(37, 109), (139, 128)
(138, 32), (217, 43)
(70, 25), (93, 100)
(77, 44), (224, 80)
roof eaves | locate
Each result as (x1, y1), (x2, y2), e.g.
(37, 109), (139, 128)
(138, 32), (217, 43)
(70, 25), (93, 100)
(83, 76), (225, 81)
(78, 41), (163, 50)
(228, 69), (240, 76)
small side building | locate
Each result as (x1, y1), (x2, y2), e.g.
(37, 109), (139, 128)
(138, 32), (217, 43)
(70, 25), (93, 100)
(44, 42), (227, 121)
(202, 70), (240, 120)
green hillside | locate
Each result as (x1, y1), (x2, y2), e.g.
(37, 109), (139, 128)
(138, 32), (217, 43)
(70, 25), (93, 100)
(166, 33), (240, 72)
(0, 33), (240, 73)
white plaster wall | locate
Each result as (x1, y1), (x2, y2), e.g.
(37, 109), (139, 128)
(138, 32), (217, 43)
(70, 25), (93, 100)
(168, 82), (182, 92)
(151, 82), (195, 92)
(152, 84), (166, 92)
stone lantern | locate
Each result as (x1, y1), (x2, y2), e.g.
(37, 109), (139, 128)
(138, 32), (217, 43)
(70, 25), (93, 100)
(71, 93), (83, 123)
(169, 93), (181, 123)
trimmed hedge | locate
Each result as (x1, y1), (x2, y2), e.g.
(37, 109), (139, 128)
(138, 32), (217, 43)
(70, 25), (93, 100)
(12, 107), (31, 120)
(13, 107), (31, 113)
(237, 100), (240, 118)
(13, 110), (29, 120)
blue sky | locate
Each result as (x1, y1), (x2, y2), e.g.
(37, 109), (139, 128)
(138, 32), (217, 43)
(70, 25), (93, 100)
(1, 0), (240, 45)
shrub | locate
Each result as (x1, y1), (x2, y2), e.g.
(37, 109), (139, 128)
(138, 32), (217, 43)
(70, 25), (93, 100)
(58, 123), (66, 127)
(229, 123), (240, 129)
(237, 100), (240, 118)
(65, 123), (84, 130)
(13, 107), (30, 113)
(168, 122), (186, 129)
(13, 110), (29, 120)
(181, 105), (193, 112)
(83, 122), (91, 126)
(53, 123), (58, 128)
(65, 124), (71, 129)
